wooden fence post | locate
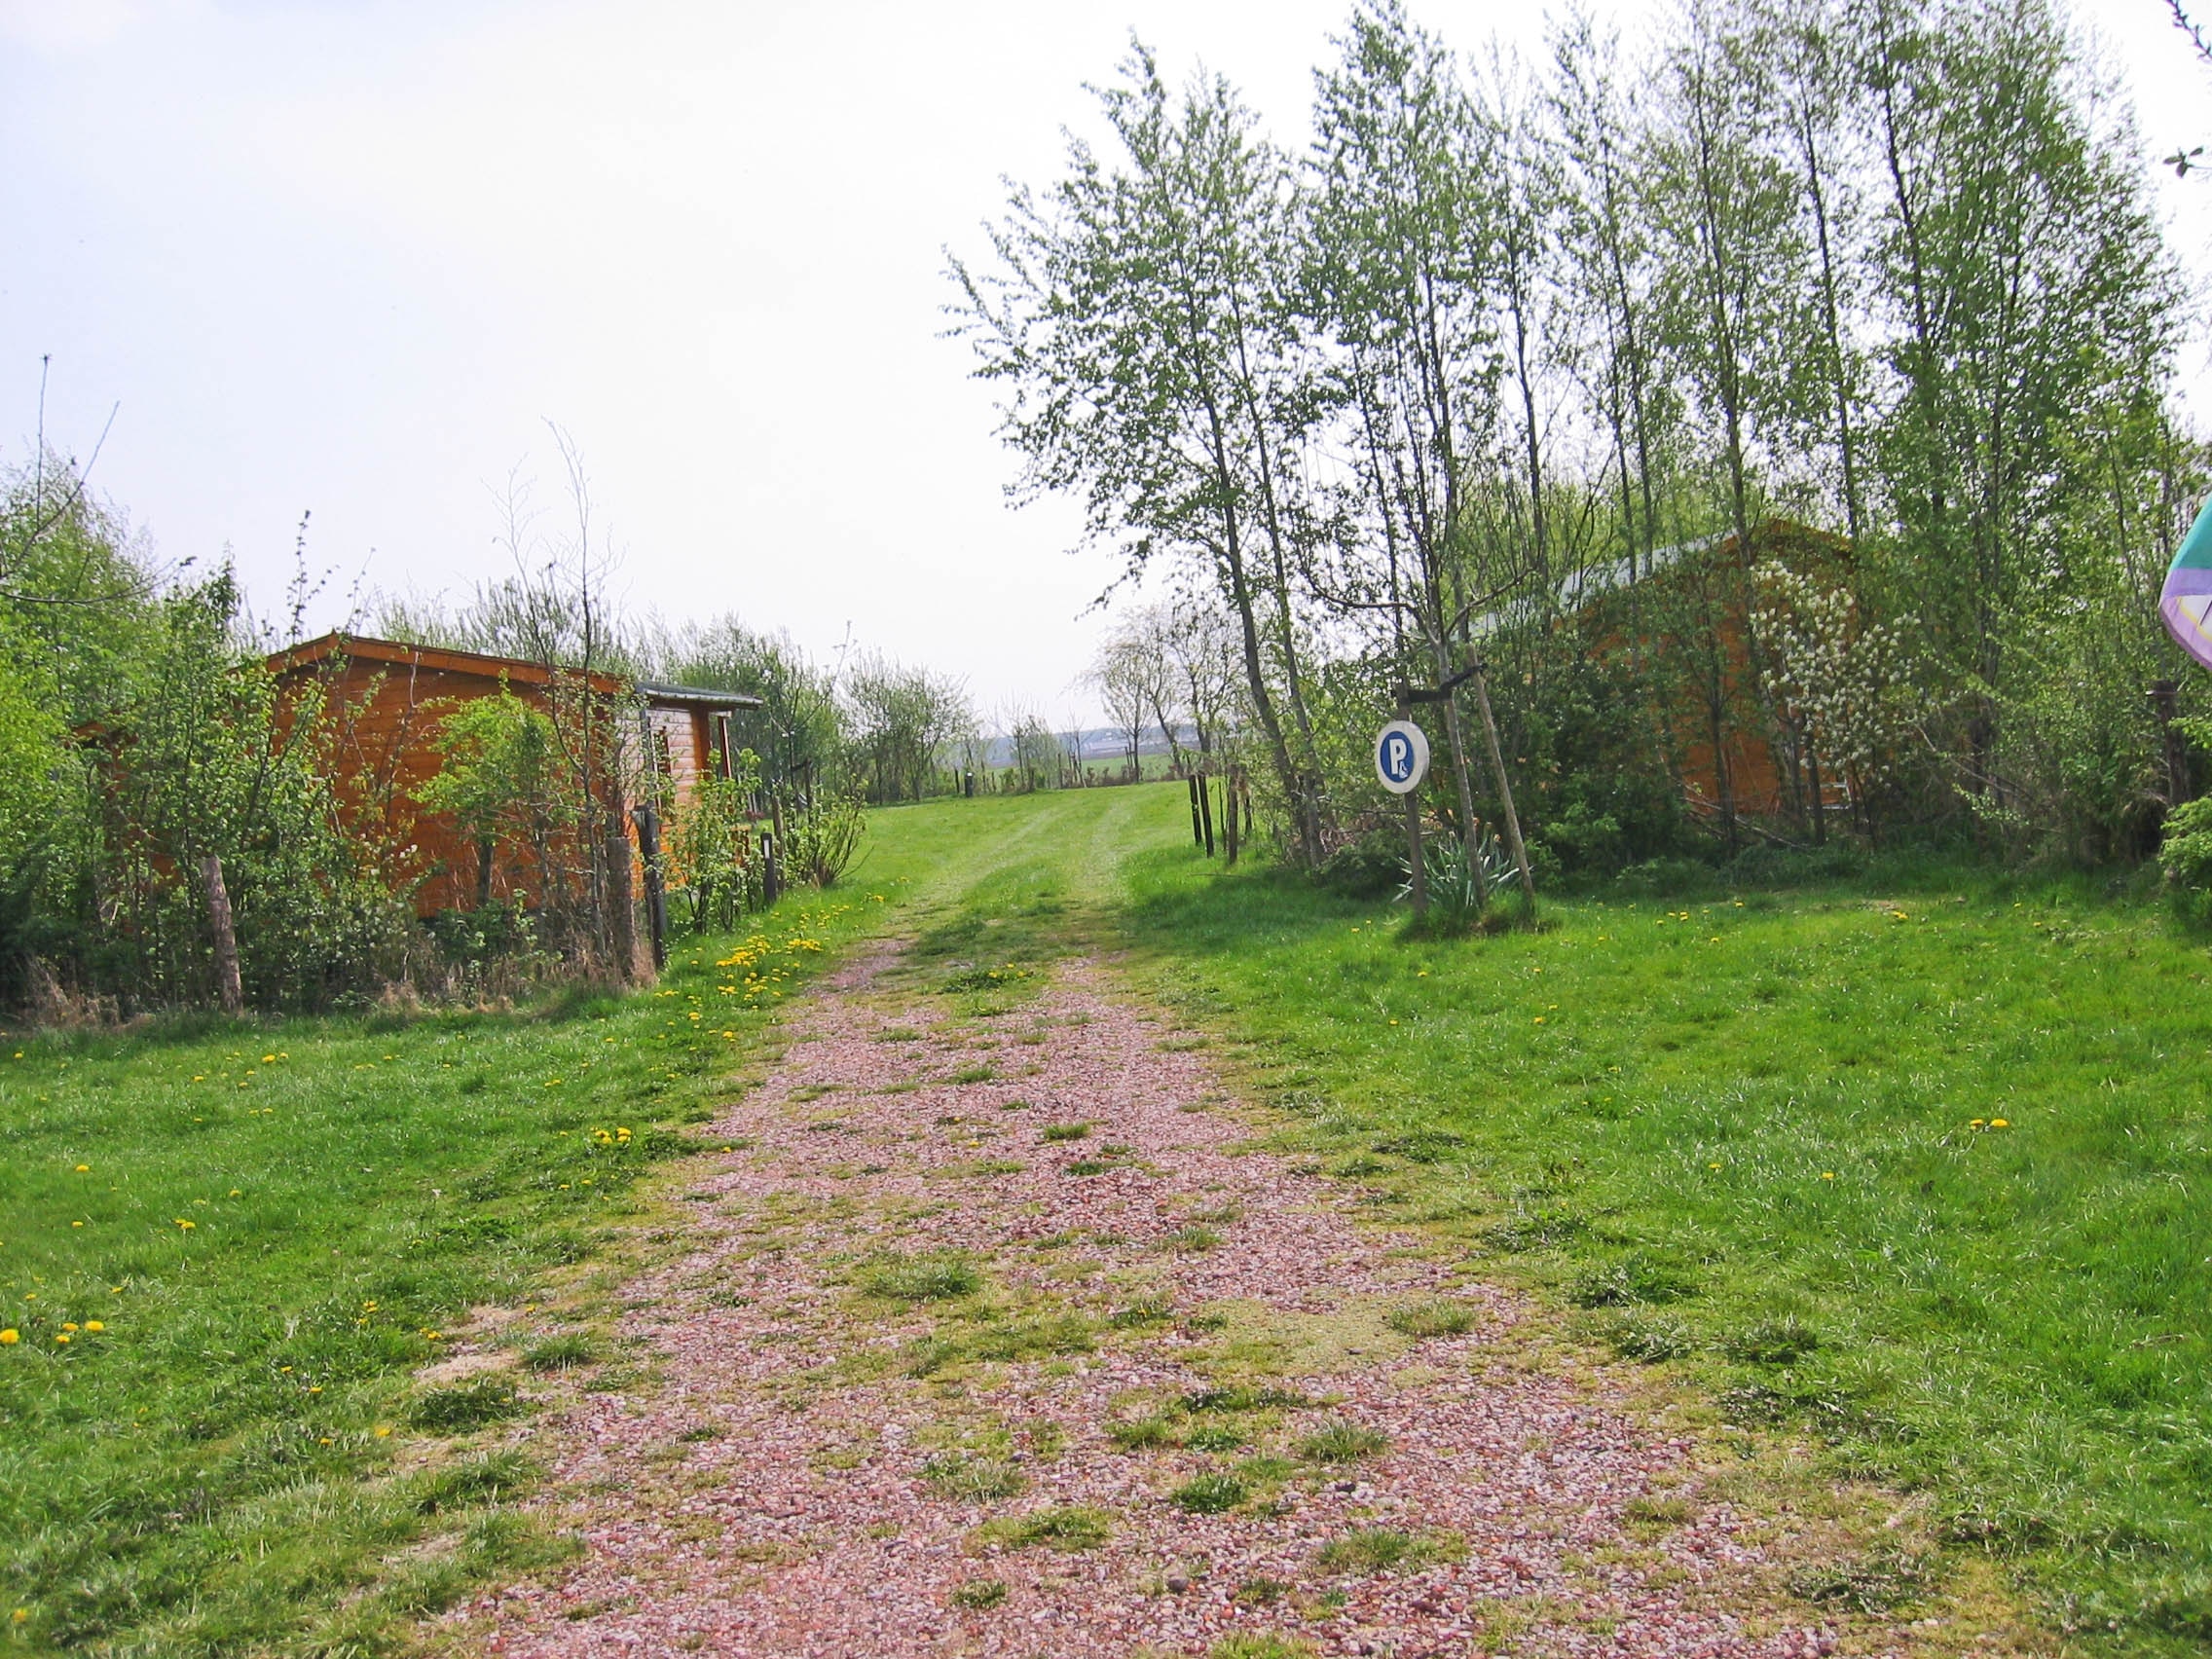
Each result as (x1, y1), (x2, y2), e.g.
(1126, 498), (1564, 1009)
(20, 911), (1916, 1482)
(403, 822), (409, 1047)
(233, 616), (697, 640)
(1198, 770), (1216, 857)
(605, 803), (639, 981)
(633, 805), (669, 973)
(1188, 775), (1203, 848)
(201, 854), (243, 1015)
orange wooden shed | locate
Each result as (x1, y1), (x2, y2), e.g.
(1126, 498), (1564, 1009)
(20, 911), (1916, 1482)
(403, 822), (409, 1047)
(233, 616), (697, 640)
(267, 633), (760, 915)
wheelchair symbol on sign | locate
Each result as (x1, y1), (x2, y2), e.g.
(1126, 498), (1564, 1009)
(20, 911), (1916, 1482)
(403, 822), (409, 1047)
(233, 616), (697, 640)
(1374, 719), (1430, 794)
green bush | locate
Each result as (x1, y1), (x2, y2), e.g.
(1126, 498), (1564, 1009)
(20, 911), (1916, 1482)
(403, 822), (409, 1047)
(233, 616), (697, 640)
(2158, 795), (2212, 928)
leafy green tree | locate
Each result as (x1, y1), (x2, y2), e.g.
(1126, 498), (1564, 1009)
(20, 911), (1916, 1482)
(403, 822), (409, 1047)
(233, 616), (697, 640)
(950, 43), (1331, 863)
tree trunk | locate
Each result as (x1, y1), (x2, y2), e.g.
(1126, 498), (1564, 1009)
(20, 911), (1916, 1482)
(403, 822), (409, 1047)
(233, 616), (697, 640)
(202, 854), (243, 1015)
(1468, 667), (1537, 911)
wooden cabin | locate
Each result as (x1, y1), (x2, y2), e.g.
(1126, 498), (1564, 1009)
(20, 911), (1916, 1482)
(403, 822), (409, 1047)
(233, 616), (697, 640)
(1477, 520), (1860, 830)
(266, 633), (760, 916)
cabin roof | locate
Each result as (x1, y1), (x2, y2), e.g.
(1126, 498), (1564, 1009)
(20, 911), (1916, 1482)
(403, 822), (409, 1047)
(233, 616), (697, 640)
(636, 680), (763, 710)
(268, 633), (761, 709)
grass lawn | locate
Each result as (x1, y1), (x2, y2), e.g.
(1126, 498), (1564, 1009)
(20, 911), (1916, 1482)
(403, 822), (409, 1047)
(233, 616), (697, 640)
(6, 780), (2208, 1654)
(1089, 788), (2212, 1654)
(0, 880), (946, 1653)
(0, 786), (1184, 1655)
(855, 784), (2212, 1652)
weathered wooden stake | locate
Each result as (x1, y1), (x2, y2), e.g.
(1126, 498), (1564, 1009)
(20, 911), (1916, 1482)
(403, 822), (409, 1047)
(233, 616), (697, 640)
(1198, 771), (1216, 857)
(1224, 768), (1240, 866)
(605, 805), (639, 980)
(1468, 665), (1537, 911)
(201, 853), (243, 1015)
(633, 805), (669, 973)
(1188, 774), (1204, 848)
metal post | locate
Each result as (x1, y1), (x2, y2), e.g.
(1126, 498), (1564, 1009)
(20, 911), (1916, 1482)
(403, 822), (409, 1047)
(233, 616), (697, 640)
(1406, 788), (1426, 920)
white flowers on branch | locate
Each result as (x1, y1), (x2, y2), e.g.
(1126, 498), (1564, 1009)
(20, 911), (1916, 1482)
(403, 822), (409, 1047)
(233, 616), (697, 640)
(1751, 561), (1921, 799)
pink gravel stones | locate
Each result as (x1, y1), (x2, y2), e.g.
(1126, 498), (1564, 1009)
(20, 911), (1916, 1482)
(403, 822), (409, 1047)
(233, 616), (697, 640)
(459, 947), (1862, 1659)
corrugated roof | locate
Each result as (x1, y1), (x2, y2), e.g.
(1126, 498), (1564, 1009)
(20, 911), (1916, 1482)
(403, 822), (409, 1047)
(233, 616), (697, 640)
(637, 681), (764, 710)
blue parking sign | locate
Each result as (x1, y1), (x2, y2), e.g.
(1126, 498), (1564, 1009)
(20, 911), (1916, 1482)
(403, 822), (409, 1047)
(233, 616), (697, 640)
(1375, 719), (1430, 794)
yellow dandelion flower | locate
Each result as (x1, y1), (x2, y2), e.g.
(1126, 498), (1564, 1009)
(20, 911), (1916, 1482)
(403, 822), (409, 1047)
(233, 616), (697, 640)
(60, 1322), (77, 1333)
(1990, 1118), (2009, 1128)
(1532, 1016), (1545, 1024)
(83, 1321), (102, 1333)
(55, 1334), (69, 1345)
(1822, 1171), (1835, 1180)
(175, 1218), (196, 1230)
(1709, 1162), (1722, 1170)
(262, 1054), (276, 1063)
(73, 1163), (89, 1173)
(71, 1221), (83, 1229)
(0, 1330), (18, 1346)
(1971, 1119), (1986, 1128)
(375, 1425), (392, 1437)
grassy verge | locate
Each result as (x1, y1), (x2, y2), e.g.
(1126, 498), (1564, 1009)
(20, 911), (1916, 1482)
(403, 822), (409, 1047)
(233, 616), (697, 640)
(0, 872), (930, 1653)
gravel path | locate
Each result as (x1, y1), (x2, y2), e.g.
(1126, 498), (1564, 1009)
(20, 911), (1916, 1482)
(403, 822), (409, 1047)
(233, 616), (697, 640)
(459, 946), (1880, 1659)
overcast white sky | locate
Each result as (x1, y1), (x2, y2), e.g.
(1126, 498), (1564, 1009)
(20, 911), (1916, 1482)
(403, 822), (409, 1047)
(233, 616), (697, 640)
(3, 0), (2209, 725)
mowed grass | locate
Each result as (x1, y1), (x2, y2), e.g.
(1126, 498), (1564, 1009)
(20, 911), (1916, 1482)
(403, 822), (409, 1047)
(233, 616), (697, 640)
(12, 779), (2211, 1652)
(1094, 799), (2211, 1652)
(851, 785), (2211, 1648)
(0, 791), (1172, 1652)
(0, 881), (923, 1653)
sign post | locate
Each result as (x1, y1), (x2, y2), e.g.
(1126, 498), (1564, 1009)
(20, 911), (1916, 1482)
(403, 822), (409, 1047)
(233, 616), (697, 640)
(1375, 719), (1431, 919)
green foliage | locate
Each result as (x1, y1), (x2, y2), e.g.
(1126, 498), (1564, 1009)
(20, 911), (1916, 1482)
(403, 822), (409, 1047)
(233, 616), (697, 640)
(972, 1504), (1112, 1553)
(408, 1375), (526, 1432)
(415, 684), (572, 878)
(1297, 1419), (1389, 1463)
(1169, 1472), (1247, 1514)
(2157, 794), (2212, 927)
(1383, 1298), (1478, 1339)
(784, 793), (867, 888)
(1313, 1527), (1458, 1574)
(668, 759), (764, 933)
(0, 651), (63, 875)
(857, 1252), (980, 1302)
(1399, 830), (1511, 933)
